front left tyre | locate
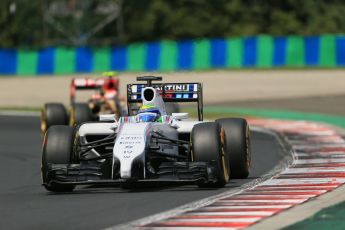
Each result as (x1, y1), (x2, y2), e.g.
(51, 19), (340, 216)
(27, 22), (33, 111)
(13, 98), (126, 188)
(216, 118), (251, 179)
(41, 126), (76, 192)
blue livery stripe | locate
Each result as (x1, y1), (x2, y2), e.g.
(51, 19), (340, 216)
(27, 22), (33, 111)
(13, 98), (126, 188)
(243, 37), (257, 67)
(110, 46), (126, 70)
(145, 42), (159, 70)
(76, 47), (93, 72)
(188, 84), (194, 92)
(177, 40), (193, 70)
(0, 49), (16, 74)
(336, 37), (345, 66)
(305, 36), (319, 66)
(37, 47), (54, 74)
(210, 39), (226, 67)
(273, 37), (286, 66)
(137, 85), (143, 93)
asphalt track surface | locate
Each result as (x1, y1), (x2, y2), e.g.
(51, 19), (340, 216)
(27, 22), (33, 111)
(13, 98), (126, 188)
(0, 115), (286, 230)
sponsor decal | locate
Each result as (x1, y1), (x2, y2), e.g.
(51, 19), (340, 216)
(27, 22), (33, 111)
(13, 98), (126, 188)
(132, 84), (194, 93)
(157, 84), (190, 92)
(117, 135), (144, 159)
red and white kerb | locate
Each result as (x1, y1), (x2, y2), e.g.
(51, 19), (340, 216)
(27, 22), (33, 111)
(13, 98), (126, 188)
(142, 118), (345, 229)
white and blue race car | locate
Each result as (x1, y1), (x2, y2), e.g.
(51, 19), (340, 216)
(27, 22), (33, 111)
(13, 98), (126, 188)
(41, 76), (251, 192)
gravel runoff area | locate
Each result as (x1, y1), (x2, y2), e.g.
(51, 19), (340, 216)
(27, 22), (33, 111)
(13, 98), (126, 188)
(0, 69), (345, 108)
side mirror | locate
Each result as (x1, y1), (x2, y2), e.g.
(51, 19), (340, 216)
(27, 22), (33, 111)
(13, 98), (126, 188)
(171, 113), (189, 120)
(99, 114), (117, 122)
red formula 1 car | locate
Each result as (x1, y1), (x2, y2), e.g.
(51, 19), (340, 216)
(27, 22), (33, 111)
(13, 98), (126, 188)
(41, 73), (127, 134)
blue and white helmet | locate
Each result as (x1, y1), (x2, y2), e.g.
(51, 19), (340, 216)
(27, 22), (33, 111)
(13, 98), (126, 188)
(137, 104), (161, 122)
(138, 104), (161, 114)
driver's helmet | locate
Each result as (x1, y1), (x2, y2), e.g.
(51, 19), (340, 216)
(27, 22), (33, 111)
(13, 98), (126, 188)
(103, 78), (117, 91)
(101, 78), (118, 100)
(137, 104), (161, 122)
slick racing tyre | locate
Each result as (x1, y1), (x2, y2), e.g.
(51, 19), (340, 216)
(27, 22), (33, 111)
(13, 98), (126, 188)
(114, 96), (127, 117)
(41, 103), (68, 134)
(69, 103), (94, 126)
(191, 122), (229, 187)
(41, 126), (75, 192)
(165, 103), (180, 115)
(216, 118), (251, 179)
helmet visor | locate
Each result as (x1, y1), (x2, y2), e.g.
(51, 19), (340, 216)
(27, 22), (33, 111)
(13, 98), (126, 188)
(137, 112), (158, 122)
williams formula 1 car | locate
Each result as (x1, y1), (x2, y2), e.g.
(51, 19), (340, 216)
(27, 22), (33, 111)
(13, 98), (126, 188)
(41, 76), (251, 192)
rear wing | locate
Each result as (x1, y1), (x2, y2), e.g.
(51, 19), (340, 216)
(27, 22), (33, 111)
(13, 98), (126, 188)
(127, 82), (203, 121)
(70, 78), (118, 105)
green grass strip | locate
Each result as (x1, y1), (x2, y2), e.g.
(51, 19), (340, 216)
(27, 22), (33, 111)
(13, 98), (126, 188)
(159, 40), (177, 71)
(0, 106), (41, 112)
(127, 42), (145, 71)
(193, 39), (211, 69)
(92, 47), (110, 72)
(319, 35), (336, 67)
(54, 47), (75, 74)
(256, 35), (273, 68)
(286, 36), (305, 67)
(226, 37), (243, 68)
(282, 201), (345, 230)
(17, 49), (38, 75)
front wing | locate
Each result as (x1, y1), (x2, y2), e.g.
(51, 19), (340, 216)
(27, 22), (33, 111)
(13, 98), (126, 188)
(43, 161), (219, 187)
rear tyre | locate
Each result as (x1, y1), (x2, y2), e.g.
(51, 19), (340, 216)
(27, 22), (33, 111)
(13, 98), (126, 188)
(41, 103), (68, 134)
(69, 103), (94, 126)
(165, 103), (180, 115)
(114, 96), (123, 117)
(191, 122), (229, 188)
(41, 126), (76, 192)
(216, 118), (251, 179)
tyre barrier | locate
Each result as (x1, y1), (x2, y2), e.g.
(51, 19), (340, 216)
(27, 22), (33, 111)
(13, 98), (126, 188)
(1, 35), (344, 75)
